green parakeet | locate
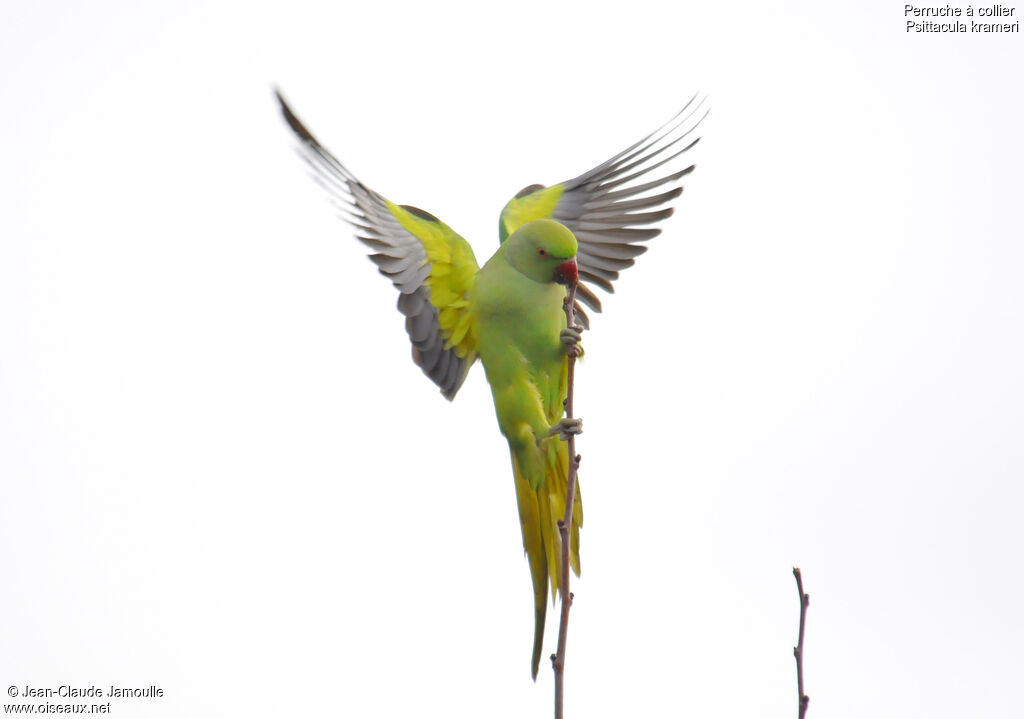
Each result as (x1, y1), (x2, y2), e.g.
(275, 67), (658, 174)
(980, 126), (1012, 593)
(276, 91), (705, 679)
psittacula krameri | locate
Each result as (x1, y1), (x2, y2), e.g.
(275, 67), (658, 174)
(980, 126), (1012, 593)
(277, 91), (705, 679)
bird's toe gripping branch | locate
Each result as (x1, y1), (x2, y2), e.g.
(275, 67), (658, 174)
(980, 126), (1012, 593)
(549, 417), (583, 442)
(560, 325), (584, 357)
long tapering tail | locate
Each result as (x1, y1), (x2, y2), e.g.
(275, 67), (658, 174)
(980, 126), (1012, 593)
(511, 439), (583, 679)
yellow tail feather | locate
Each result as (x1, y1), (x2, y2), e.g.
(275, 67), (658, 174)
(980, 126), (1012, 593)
(511, 441), (583, 680)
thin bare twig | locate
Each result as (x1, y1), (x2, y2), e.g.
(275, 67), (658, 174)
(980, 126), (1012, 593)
(793, 567), (810, 719)
(552, 285), (581, 719)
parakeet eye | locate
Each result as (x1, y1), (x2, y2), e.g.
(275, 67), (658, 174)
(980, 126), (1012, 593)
(537, 247), (547, 257)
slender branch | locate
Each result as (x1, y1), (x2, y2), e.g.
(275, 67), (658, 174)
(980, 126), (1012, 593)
(792, 567), (810, 719)
(552, 285), (581, 719)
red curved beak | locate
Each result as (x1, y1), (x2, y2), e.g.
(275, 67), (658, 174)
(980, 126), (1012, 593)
(554, 258), (578, 286)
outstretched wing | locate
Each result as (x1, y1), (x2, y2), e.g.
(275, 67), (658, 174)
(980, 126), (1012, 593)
(499, 96), (707, 327)
(277, 91), (479, 400)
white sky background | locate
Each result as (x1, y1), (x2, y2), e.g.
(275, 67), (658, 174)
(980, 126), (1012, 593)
(1, 0), (1022, 717)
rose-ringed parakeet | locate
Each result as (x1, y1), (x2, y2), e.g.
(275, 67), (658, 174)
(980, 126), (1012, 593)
(277, 91), (705, 679)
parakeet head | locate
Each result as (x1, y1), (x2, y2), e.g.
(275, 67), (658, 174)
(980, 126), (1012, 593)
(506, 219), (578, 285)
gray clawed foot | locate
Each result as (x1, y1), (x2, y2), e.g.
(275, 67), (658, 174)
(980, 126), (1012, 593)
(549, 417), (583, 441)
(560, 325), (583, 356)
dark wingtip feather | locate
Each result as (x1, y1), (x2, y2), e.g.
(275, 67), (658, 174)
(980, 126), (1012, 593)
(575, 284), (603, 313)
(573, 301), (591, 330)
(275, 89), (319, 146)
(400, 204), (441, 223)
(579, 271), (615, 293)
(516, 183), (546, 199)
